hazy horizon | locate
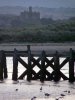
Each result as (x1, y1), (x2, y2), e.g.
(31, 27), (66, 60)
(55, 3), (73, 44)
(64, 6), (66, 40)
(0, 0), (75, 8)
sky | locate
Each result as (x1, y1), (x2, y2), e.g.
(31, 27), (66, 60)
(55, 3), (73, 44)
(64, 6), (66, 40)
(0, 0), (75, 8)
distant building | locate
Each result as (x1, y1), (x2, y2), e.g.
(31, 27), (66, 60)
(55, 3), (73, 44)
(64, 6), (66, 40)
(19, 6), (40, 25)
(0, 7), (41, 27)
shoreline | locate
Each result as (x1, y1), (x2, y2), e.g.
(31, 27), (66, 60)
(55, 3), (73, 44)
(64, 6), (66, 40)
(0, 42), (75, 51)
(0, 42), (75, 46)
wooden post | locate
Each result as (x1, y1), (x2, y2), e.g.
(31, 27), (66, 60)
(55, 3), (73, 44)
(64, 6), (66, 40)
(12, 49), (18, 81)
(27, 45), (32, 81)
(40, 51), (46, 82)
(3, 51), (8, 79)
(27, 45), (30, 52)
(0, 51), (3, 80)
(69, 48), (74, 82)
(54, 51), (60, 82)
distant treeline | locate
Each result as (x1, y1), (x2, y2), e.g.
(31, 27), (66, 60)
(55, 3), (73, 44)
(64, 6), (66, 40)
(0, 14), (53, 28)
(0, 17), (75, 43)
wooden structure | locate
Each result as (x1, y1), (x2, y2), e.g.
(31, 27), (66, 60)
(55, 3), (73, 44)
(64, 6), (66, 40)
(0, 45), (75, 82)
(0, 50), (8, 80)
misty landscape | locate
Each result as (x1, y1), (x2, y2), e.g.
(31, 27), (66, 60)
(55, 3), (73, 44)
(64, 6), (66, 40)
(0, 1), (75, 43)
(0, 6), (75, 19)
(1, 1), (75, 100)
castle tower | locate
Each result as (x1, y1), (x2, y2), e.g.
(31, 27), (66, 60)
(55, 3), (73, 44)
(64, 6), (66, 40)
(29, 6), (32, 13)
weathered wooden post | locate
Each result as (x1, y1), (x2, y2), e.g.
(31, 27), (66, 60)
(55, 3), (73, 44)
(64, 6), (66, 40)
(27, 45), (32, 81)
(0, 51), (4, 81)
(3, 51), (8, 78)
(40, 50), (46, 83)
(69, 48), (74, 82)
(54, 51), (60, 82)
(0, 50), (8, 80)
(12, 48), (18, 81)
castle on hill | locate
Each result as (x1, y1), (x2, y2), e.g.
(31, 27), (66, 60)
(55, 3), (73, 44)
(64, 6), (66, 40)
(20, 7), (40, 20)
(0, 7), (41, 27)
(19, 6), (40, 25)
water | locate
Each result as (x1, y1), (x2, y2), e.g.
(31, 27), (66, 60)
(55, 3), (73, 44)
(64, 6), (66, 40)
(0, 57), (75, 100)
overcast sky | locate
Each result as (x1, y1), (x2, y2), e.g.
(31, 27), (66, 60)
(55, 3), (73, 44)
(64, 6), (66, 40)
(0, 0), (75, 8)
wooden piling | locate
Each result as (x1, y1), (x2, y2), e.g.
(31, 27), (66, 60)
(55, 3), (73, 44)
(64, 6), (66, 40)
(54, 51), (60, 82)
(0, 50), (8, 80)
(3, 51), (8, 78)
(69, 48), (74, 82)
(0, 45), (75, 82)
(40, 51), (46, 82)
(27, 45), (32, 81)
(12, 49), (18, 81)
(27, 45), (30, 52)
(0, 51), (3, 80)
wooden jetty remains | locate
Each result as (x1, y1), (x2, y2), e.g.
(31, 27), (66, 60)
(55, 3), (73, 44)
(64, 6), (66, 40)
(0, 45), (75, 82)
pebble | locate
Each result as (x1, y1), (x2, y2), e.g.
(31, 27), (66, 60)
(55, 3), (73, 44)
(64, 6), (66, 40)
(15, 89), (18, 91)
(68, 91), (70, 93)
(64, 90), (67, 92)
(60, 94), (65, 96)
(31, 96), (37, 100)
(40, 87), (42, 91)
(64, 90), (70, 93)
(55, 98), (59, 100)
(45, 93), (50, 96)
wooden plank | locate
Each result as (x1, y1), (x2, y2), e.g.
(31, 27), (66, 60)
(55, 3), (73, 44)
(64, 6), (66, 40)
(32, 70), (41, 80)
(60, 71), (68, 80)
(18, 57), (38, 79)
(18, 57), (28, 68)
(45, 55), (68, 81)
(45, 57), (54, 69)
(60, 57), (69, 69)
(18, 70), (27, 79)
(45, 70), (53, 80)
(31, 57), (41, 68)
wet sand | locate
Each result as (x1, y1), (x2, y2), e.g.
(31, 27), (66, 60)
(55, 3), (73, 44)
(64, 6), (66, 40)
(0, 80), (75, 100)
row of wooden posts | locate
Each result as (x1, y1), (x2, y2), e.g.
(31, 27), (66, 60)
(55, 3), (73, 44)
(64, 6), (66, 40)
(0, 45), (75, 82)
